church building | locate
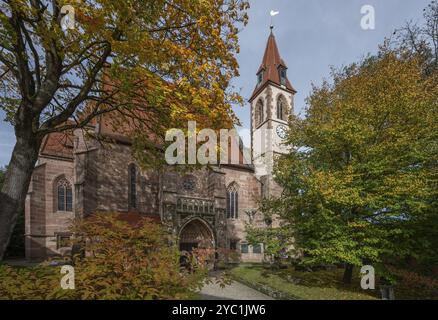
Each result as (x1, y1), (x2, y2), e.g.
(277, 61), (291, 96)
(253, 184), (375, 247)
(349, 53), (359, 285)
(24, 29), (296, 262)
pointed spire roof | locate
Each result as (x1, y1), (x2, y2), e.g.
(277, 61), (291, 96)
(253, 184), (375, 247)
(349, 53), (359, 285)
(249, 29), (296, 102)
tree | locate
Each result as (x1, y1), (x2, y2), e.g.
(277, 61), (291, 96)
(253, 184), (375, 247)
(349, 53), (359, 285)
(388, 0), (438, 273)
(0, 0), (249, 260)
(263, 52), (438, 283)
(246, 224), (294, 268)
(0, 165), (25, 258)
(392, 0), (438, 75)
(0, 167), (4, 188)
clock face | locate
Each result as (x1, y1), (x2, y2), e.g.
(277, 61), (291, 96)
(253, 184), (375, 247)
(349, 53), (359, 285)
(276, 125), (288, 139)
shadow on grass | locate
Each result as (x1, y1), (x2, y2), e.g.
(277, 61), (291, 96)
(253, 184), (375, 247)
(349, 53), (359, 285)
(231, 263), (378, 300)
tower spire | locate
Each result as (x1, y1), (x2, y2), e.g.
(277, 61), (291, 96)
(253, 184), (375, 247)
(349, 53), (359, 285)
(249, 29), (296, 102)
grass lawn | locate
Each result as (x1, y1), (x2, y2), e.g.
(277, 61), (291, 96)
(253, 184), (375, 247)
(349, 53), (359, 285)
(231, 264), (378, 300)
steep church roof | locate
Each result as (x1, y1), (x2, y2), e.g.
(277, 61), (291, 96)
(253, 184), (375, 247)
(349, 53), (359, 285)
(249, 28), (296, 102)
(40, 131), (74, 160)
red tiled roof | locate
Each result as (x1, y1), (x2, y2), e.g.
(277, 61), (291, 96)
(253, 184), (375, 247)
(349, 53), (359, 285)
(250, 30), (296, 101)
(40, 131), (74, 159)
(37, 72), (252, 167)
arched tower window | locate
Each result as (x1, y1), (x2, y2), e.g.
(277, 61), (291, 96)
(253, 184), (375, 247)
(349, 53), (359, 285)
(226, 183), (239, 219)
(57, 179), (72, 212)
(254, 99), (264, 127)
(129, 164), (137, 209)
(277, 95), (288, 121)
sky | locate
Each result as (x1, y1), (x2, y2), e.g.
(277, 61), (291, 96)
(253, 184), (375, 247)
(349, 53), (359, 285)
(0, 0), (431, 166)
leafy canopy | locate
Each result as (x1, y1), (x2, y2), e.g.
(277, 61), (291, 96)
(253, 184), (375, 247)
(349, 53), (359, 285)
(261, 52), (438, 268)
(0, 0), (249, 158)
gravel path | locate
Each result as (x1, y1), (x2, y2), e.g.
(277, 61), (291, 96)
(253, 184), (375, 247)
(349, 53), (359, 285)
(200, 280), (274, 300)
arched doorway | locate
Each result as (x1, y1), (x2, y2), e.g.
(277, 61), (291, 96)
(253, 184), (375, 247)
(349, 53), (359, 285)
(178, 218), (215, 253)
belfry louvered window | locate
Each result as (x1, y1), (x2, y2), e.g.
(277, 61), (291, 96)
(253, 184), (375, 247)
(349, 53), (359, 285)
(226, 183), (239, 219)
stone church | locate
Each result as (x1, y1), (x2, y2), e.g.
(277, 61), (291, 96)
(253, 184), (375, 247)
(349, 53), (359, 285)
(25, 29), (296, 262)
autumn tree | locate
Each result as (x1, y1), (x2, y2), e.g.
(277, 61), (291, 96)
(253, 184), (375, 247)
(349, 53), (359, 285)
(0, 0), (249, 260)
(257, 52), (438, 283)
(392, 0), (438, 75)
(389, 0), (438, 271)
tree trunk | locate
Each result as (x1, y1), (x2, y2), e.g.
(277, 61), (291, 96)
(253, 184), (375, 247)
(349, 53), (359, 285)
(0, 134), (41, 260)
(343, 264), (354, 284)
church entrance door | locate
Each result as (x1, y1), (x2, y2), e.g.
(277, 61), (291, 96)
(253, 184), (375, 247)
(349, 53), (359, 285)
(180, 242), (198, 252)
(178, 218), (215, 253)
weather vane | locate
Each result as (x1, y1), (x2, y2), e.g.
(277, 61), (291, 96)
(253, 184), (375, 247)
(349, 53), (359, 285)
(270, 9), (279, 30)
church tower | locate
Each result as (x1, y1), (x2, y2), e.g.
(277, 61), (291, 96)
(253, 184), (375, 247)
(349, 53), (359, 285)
(249, 27), (296, 197)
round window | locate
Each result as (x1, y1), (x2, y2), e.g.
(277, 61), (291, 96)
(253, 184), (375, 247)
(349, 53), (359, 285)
(182, 176), (196, 191)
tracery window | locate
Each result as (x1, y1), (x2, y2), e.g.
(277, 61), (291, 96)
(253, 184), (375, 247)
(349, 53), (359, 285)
(57, 179), (72, 212)
(226, 183), (239, 219)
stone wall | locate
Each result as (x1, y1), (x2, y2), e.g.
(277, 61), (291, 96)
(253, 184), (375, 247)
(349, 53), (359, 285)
(25, 157), (74, 260)
(89, 142), (159, 215)
(222, 165), (266, 262)
(26, 138), (271, 263)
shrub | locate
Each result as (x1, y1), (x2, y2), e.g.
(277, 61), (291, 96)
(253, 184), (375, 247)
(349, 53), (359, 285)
(0, 264), (61, 299)
(386, 266), (438, 300)
(0, 212), (208, 299)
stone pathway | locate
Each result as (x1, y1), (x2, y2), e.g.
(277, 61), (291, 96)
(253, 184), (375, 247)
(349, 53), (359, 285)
(200, 280), (274, 300)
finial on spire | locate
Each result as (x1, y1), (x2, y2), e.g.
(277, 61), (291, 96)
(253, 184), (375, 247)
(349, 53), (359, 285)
(269, 10), (279, 33)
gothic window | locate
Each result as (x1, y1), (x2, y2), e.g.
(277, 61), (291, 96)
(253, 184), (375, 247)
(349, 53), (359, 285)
(254, 99), (264, 127)
(277, 95), (288, 120)
(279, 67), (287, 85)
(57, 179), (72, 212)
(129, 164), (137, 209)
(226, 183), (239, 219)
